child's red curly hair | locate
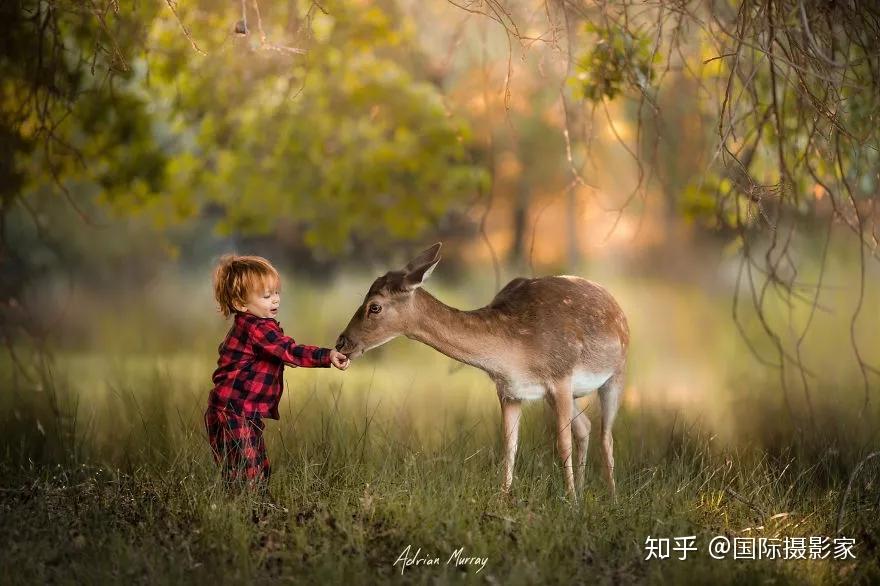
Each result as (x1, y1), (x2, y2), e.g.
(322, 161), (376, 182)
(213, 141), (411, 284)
(213, 255), (281, 318)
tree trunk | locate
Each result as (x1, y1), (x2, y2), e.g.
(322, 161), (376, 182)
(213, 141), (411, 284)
(566, 187), (580, 268)
(509, 179), (530, 266)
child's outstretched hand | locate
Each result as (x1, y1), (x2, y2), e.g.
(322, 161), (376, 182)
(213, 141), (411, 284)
(329, 349), (350, 370)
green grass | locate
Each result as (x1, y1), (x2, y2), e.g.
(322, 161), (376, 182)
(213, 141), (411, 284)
(1, 348), (878, 585)
(1, 266), (879, 584)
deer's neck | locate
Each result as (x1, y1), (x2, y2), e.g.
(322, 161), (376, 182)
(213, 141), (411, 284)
(406, 289), (501, 372)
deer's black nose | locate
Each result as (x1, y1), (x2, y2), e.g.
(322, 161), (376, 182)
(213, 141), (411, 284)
(335, 336), (347, 351)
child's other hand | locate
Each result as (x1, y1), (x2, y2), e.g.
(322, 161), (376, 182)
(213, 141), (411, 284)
(329, 349), (350, 370)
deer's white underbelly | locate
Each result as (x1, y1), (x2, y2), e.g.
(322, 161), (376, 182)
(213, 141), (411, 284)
(503, 369), (613, 401)
(572, 369), (613, 396)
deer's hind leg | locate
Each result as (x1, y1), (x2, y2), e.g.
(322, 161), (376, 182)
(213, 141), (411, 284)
(571, 398), (591, 494)
(598, 372), (623, 500)
(547, 377), (576, 500)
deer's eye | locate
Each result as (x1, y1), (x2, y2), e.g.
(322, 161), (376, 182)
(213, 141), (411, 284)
(368, 303), (382, 314)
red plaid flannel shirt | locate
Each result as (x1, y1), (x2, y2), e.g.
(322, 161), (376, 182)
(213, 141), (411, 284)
(209, 311), (332, 419)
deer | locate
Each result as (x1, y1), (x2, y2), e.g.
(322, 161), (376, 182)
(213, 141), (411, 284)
(334, 243), (629, 501)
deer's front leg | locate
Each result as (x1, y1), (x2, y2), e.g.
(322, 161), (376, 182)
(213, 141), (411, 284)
(498, 393), (522, 493)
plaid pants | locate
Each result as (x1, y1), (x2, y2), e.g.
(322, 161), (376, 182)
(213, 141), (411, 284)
(204, 406), (271, 487)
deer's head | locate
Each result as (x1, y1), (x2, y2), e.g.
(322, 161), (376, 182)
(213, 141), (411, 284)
(335, 243), (441, 359)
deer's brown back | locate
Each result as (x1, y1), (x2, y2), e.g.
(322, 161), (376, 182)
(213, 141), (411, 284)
(480, 276), (629, 381)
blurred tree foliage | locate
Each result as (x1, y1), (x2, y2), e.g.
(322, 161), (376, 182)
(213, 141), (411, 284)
(135, 0), (487, 254)
(566, 1), (879, 242)
(1, 0), (488, 266)
(572, 22), (657, 103)
(1, 0), (165, 346)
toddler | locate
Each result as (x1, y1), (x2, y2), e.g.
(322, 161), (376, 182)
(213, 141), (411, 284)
(205, 255), (349, 491)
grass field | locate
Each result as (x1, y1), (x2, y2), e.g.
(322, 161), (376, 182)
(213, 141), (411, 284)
(1, 266), (879, 584)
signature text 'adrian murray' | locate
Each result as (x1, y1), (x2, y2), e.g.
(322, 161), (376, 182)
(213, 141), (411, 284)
(393, 545), (489, 574)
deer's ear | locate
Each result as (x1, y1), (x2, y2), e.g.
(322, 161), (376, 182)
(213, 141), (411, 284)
(403, 256), (440, 290)
(404, 242), (442, 273)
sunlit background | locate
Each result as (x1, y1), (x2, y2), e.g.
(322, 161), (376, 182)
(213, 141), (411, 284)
(5, 0), (877, 451)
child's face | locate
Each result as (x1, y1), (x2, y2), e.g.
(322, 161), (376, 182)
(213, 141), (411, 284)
(238, 284), (280, 319)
